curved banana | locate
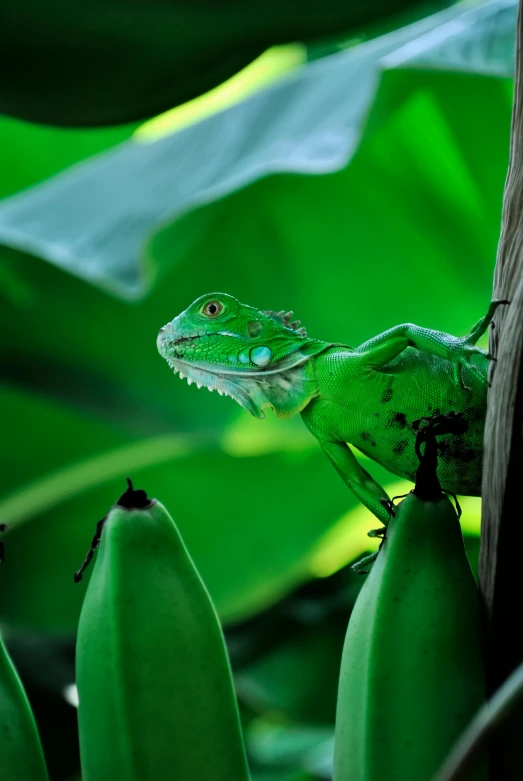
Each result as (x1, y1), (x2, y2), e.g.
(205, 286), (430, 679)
(76, 480), (250, 781)
(334, 416), (487, 781)
(0, 632), (49, 781)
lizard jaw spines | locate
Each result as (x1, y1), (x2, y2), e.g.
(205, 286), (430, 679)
(262, 309), (307, 338)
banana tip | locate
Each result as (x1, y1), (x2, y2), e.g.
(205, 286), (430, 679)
(117, 478), (154, 511)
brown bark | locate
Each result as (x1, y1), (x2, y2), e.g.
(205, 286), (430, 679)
(478, 0), (523, 771)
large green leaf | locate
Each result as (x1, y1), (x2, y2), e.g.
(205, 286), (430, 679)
(0, 118), (140, 201)
(0, 0), (513, 297)
(0, 0), (436, 126)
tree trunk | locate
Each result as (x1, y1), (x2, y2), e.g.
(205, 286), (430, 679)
(478, 0), (523, 775)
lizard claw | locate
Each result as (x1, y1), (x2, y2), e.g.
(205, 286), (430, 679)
(450, 339), (493, 391)
(454, 363), (471, 392)
(379, 498), (396, 517)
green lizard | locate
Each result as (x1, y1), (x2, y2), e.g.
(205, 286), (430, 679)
(157, 294), (505, 528)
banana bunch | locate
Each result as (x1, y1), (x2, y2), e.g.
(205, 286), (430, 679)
(75, 480), (250, 781)
(334, 416), (487, 781)
(0, 631), (49, 781)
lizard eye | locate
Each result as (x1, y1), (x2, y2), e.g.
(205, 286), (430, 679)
(202, 300), (223, 318)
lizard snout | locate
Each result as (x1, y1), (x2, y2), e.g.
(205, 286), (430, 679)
(156, 323), (172, 354)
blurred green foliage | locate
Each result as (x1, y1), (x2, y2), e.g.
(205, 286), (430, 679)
(0, 1), (516, 779)
(0, 0), (442, 126)
(0, 0), (513, 635)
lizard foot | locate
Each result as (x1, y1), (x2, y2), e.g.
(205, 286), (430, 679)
(450, 341), (495, 391)
(450, 300), (510, 390)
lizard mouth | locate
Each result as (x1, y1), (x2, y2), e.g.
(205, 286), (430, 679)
(156, 329), (199, 356)
(157, 330), (233, 354)
(170, 334), (208, 346)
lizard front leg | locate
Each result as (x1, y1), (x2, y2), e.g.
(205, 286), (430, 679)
(354, 300), (507, 388)
(318, 439), (391, 527)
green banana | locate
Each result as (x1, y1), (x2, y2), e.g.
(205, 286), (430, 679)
(75, 479), (250, 781)
(334, 415), (487, 781)
(0, 631), (50, 781)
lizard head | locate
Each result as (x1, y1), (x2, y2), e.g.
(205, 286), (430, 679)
(157, 292), (331, 418)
